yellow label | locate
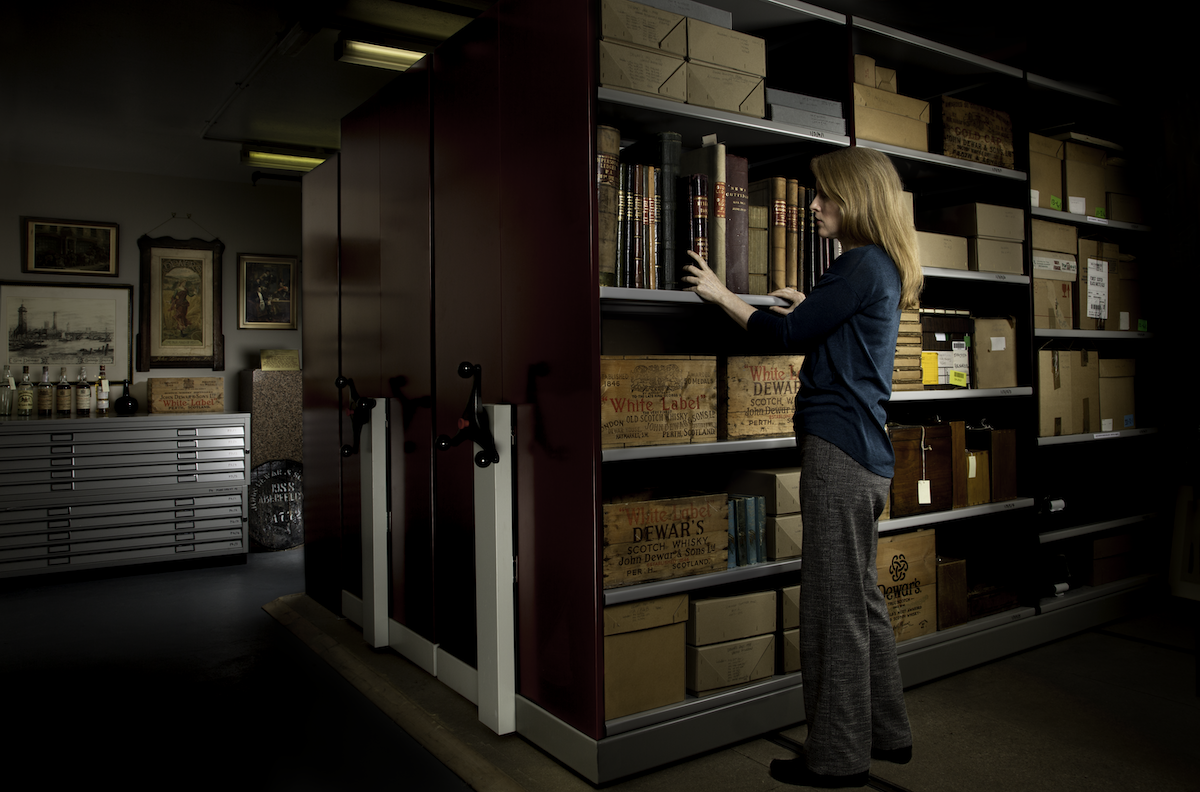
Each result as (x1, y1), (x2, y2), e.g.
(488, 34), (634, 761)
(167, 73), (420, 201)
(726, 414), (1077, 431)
(921, 352), (939, 385)
(949, 370), (968, 387)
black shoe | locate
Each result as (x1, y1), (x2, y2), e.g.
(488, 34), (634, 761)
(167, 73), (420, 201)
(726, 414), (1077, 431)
(871, 745), (912, 764)
(769, 757), (869, 788)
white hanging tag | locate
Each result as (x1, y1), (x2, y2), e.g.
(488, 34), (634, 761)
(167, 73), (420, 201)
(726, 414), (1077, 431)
(918, 480), (932, 505)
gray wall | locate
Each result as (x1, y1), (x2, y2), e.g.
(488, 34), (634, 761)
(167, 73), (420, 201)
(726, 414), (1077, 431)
(1, 160), (302, 410)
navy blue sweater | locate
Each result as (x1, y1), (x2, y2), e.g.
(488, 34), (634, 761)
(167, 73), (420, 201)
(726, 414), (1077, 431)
(746, 244), (901, 478)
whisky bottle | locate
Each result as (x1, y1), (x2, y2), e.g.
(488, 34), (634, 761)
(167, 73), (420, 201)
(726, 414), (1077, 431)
(96, 365), (110, 416)
(56, 366), (73, 417)
(75, 366), (92, 416)
(0, 364), (12, 417)
(37, 366), (53, 417)
(16, 366), (34, 417)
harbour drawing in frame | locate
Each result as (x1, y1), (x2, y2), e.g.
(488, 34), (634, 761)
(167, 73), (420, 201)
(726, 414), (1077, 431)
(137, 235), (225, 371)
(1, 280), (134, 382)
(21, 217), (120, 277)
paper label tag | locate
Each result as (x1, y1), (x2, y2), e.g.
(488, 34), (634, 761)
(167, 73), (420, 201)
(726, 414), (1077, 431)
(990, 336), (1006, 352)
(1086, 258), (1108, 319)
(949, 369), (968, 387)
(968, 455), (977, 478)
(1051, 195), (1062, 210)
(918, 479), (932, 505)
(1069, 196), (1086, 214)
(1101, 418), (1113, 432)
(1030, 188), (1039, 206)
(1119, 311), (1130, 331)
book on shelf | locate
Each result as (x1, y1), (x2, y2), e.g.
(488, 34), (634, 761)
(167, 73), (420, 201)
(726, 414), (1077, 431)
(725, 153), (750, 294)
(727, 493), (766, 567)
(748, 203), (769, 295)
(681, 137), (726, 285)
(683, 172), (709, 264)
(596, 125), (621, 288)
(621, 130), (683, 289)
(785, 178), (800, 289)
(749, 176), (786, 293)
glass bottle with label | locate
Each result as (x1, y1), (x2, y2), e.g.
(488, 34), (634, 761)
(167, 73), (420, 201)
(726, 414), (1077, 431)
(0, 364), (12, 417)
(75, 366), (92, 416)
(37, 366), (53, 417)
(95, 365), (110, 417)
(56, 366), (73, 417)
(16, 366), (35, 417)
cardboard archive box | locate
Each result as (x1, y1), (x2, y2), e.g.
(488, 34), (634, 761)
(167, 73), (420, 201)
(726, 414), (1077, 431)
(600, 0), (687, 56)
(1037, 350), (1073, 437)
(600, 355), (717, 448)
(598, 39), (687, 103)
(927, 202), (1025, 241)
(685, 61), (764, 117)
(968, 236), (1024, 274)
(779, 628), (801, 673)
(877, 529), (937, 642)
(778, 584), (800, 630)
(916, 230), (968, 271)
(1099, 358), (1136, 432)
(1075, 239), (1120, 330)
(1071, 350), (1101, 435)
(1029, 133), (1065, 210)
(852, 83), (929, 151)
(1064, 141), (1107, 218)
(765, 513), (802, 560)
(1111, 260), (1144, 331)
(971, 316), (1018, 389)
(604, 594), (688, 719)
(602, 493), (729, 589)
(1033, 279), (1073, 330)
(937, 95), (1014, 170)
(686, 634), (775, 694)
(727, 467), (802, 515)
(718, 354), (804, 439)
(920, 310), (971, 389)
(146, 377), (225, 414)
(685, 17), (765, 76)
(686, 590), (776, 646)
(1031, 219), (1077, 256)
(889, 424), (953, 517)
(777, 585), (801, 673)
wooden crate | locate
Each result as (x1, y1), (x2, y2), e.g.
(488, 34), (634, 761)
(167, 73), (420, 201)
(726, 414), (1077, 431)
(718, 354), (804, 439)
(600, 355), (717, 448)
(602, 493), (728, 589)
(889, 424), (953, 517)
(876, 529), (937, 642)
(146, 377), (225, 414)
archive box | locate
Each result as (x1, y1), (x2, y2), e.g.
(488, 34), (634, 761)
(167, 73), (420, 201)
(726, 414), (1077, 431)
(888, 424), (953, 517)
(1075, 239), (1120, 330)
(146, 377), (225, 414)
(718, 354), (804, 439)
(603, 594), (688, 719)
(685, 18), (765, 76)
(1033, 279), (1073, 330)
(726, 467), (802, 514)
(686, 633), (775, 694)
(964, 427), (1017, 502)
(1029, 133), (1064, 210)
(1071, 350), (1101, 435)
(915, 231), (968, 271)
(685, 590), (776, 646)
(937, 95), (1014, 170)
(602, 493), (728, 589)
(876, 529), (937, 642)
(778, 584), (800, 630)
(1099, 358), (1136, 432)
(779, 628), (801, 673)
(598, 39), (686, 103)
(600, 0), (687, 56)
(685, 61), (764, 117)
(765, 513), (802, 560)
(600, 355), (716, 448)
(970, 316), (1018, 389)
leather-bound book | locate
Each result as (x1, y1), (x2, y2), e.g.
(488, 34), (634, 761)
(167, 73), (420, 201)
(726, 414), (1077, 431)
(596, 125), (621, 288)
(750, 177), (787, 292)
(785, 178), (800, 289)
(622, 132), (682, 289)
(725, 153), (750, 294)
(681, 139), (726, 283)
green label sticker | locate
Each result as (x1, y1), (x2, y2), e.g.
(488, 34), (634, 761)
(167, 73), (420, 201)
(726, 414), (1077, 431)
(1051, 195), (1062, 210)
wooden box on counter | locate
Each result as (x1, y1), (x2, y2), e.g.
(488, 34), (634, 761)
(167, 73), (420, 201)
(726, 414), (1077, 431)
(146, 377), (225, 414)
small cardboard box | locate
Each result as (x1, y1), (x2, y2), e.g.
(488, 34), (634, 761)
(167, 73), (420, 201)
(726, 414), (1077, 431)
(686, 634), (775, 693)
(1032, 251), (1077, 283)
(718, 355), (804, 439)
(877, 529), (937, 642)
(965, 452), (990, 506)
(1111, 260), (1144, 331)
(685, 18), (765, 76)
(968, 237), (1024, 274)
(146, 377), (225, 414)
(779, 628), (801, 673)
(604, 594), (688, 720)
(1033, 279), (1073, 329)
(1029, 133), (1065, 210)
(727, 467), (802, 514)
(889, 425), (953, 517)
(916, 230), (968, 271)
(1071, 350), (1101, 435)
(1038, 350), (1074, 437)
(875, 66), (897, 93)
(853, 83), (930, 122)
(686, 590), (776, 646)
(855, 105), (928, 151)
(970, 316), (1018, 389)
(929, 202), (1024, 241)
(600, 355), (717, 448)
(964, 427), (1017, 502)
(598, 39), (687, 103)
(778, 584), (800, 630)
(767, 105), (847, 136)
(854, 53), (875, 86)
(685, 61), (764, 117)
(765, 87), (842, 118)
(602, 493), (729, 589)
(1099, 358), (1136, 432)
(1064, 141), (1107, 217)
(1031, 219), (1077, 255)
(600, 0), (687, 56)
(766, 512), (803, 560)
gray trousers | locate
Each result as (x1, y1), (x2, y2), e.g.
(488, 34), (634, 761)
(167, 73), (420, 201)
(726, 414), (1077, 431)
(798, 434), (911, 775)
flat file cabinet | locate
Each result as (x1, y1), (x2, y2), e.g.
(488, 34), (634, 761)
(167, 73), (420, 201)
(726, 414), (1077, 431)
(0, 413), (250, 577)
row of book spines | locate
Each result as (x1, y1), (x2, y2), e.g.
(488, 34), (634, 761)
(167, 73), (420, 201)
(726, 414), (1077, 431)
(728, 494), (767, 568)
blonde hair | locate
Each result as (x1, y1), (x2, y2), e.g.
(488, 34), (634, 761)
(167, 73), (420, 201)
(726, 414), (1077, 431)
(810, 147), (923, 309)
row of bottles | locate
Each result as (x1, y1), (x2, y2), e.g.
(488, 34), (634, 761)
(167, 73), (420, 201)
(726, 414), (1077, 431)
(0, 364), (132, 419)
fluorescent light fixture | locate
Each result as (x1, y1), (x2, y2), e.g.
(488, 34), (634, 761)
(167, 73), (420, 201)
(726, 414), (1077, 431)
(336, 38), (425, 72)
(241, 146), (327, 173)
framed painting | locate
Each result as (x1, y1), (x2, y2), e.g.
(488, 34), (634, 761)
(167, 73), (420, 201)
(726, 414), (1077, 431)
(136, 235), (225, 371)
(1, 280), (134, 382)
(21, 217), (120, 277)
(237, 253), (299, 330)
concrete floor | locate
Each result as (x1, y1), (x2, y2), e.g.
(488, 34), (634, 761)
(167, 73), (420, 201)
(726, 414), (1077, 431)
(3, 547), (1196, 791)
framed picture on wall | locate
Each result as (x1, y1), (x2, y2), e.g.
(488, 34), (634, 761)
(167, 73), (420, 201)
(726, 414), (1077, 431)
(20, 217), (120, 277)
(136, 235), (225, 371)
(237, 253), (299, 330)
(0, 280), (134, 382)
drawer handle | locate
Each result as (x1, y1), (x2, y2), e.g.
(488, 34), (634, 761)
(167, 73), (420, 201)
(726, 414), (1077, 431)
(48, 520), (70, 530)
(48, 545), (70, 554)
(48, 532), (70, 541)
(177, 440), (198, 448)
(50, 434), (73, 442)
(175, 533), (195, 541)
(175, 498), (195, 506)
(51, 446), (73, 454)
(175, 510), (194, 518)
(177, 429), (197, 437)
(51, 483), (74, 491)
(177, 475), (198, 483)
(177, 463), (197, 472)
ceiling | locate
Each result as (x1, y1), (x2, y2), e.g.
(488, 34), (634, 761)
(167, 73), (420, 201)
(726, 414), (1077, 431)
(2, 0), (494, 184)
(1, 1), (1163, 186)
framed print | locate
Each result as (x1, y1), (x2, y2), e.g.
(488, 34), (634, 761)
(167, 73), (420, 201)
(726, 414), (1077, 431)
(237, 253), (299, 330)
(1, 280), (134, 382)
(21, 217), (120, 277)
(136, 235), (225, 371)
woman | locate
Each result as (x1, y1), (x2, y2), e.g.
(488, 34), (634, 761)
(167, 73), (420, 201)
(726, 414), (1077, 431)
(684, 146), (923, 788)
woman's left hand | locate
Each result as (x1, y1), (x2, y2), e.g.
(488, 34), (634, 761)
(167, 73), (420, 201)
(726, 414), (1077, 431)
(767, 287), (805, 316)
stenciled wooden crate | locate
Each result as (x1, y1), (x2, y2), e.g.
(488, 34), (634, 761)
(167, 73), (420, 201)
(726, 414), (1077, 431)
(600, 355), (717, 448)
(876, 529), (937, 642)
(146, 377), (225, 414)
(718, 354), (804, 439)
(603, 493), (728, 589)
